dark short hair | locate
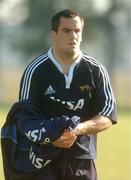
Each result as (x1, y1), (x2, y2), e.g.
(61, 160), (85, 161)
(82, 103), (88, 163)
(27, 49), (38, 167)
(51, 9), (84, 32)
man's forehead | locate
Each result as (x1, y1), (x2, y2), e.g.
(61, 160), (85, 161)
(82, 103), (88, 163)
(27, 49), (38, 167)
(59, 16), (82, 28)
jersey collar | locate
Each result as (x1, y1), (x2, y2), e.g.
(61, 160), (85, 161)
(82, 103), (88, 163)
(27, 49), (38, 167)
(47, 48), (82, 89)
(47, 48), (82, 74)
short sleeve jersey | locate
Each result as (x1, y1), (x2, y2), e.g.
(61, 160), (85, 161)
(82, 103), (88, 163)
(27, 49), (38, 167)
(19, 48), (117, 159)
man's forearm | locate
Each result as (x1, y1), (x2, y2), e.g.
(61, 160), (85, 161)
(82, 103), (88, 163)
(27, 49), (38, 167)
(72, 115), (112, 136)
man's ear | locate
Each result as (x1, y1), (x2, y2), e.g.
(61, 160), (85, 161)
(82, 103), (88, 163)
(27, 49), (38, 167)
(51, 31), (56, 43)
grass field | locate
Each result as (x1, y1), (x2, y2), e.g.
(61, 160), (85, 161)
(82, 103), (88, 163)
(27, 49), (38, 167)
(0, 107), (131, 180)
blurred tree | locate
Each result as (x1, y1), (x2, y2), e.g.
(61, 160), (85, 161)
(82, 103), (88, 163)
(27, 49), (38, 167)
(13, 0), (129, 75)
(14, 0), (98, 59)
(15, 0), (55, 58)
(80, 0), (129, 74)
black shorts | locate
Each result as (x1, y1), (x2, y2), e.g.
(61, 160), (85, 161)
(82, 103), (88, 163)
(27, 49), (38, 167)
(32, 158), (97, 180)
(4, 159), (97, 180)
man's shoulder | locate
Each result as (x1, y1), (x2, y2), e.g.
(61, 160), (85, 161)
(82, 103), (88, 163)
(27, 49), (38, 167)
(82, 53), (101, 66)
(30, 52), (49, 66)
(81, 53), (104, 70)
(23, 52), (50, 73)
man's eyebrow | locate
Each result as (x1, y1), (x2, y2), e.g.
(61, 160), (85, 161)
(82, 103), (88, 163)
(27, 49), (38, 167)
(62, 28), (72, 31)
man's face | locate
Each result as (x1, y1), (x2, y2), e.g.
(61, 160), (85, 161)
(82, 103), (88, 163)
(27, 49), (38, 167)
(52, 16), (83, 56)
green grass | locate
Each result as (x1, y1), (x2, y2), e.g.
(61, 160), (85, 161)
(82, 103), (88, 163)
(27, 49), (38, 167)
(0, 107), (8, 180)
(0, 108), (130, 180)
(96, 112), (131, 180)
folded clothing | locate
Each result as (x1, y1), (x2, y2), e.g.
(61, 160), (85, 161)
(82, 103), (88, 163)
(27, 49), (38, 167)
(1, 101), (80, 173)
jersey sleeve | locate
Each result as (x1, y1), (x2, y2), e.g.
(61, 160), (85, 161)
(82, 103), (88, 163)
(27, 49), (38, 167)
(19, 65), (42, 107)
(91, 65), (117, 124)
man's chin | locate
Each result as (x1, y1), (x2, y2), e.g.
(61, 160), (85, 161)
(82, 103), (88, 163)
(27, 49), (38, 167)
(65, 49), (80, 59)
(68, 47), (79, 53)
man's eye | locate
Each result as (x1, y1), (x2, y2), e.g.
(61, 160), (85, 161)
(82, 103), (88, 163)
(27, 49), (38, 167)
(75, 29), (81, 33)
(63, 29), (71, 33)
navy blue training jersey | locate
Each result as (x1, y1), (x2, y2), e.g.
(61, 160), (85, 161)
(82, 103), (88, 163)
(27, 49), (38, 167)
(19, 48), (117, 159)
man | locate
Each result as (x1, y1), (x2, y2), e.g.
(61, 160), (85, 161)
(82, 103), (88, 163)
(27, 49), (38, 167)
(1, 9), (117, 180)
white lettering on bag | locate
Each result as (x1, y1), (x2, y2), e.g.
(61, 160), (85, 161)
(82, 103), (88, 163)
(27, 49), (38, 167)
(29, 147), (52, 169)
(25, 127), (47, 142)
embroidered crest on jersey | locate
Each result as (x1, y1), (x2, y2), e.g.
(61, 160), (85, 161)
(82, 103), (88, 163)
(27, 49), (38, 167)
(79, 84), (92, 92)
(45, 85), (55, 95)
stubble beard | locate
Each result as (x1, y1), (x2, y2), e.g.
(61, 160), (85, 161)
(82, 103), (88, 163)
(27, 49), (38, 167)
(64, 46), (81, 60)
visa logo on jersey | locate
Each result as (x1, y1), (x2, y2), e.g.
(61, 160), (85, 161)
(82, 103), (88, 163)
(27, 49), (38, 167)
(50, 96), (84, 111)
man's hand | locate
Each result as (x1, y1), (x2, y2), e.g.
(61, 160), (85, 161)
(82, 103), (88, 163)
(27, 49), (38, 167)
(52, 131), (77, 148)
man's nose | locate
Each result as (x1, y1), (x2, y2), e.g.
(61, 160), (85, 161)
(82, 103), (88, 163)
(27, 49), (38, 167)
(70, 31), (77, 39)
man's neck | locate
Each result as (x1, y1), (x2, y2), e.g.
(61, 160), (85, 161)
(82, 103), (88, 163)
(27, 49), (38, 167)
(51, 48), (81, 75)
(52, 48), (81, 66)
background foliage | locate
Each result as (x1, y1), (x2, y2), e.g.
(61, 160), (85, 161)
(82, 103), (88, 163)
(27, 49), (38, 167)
(0, 0), (130, 179)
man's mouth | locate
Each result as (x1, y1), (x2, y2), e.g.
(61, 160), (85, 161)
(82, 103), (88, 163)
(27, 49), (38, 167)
(69, 42), (77, 46)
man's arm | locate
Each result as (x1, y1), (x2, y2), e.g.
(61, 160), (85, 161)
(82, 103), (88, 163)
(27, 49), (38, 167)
(52, 115), (112, 148)
(72, 115), (112, 136)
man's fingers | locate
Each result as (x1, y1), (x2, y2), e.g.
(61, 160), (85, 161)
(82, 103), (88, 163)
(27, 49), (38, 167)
(52, 131), (77, 148)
